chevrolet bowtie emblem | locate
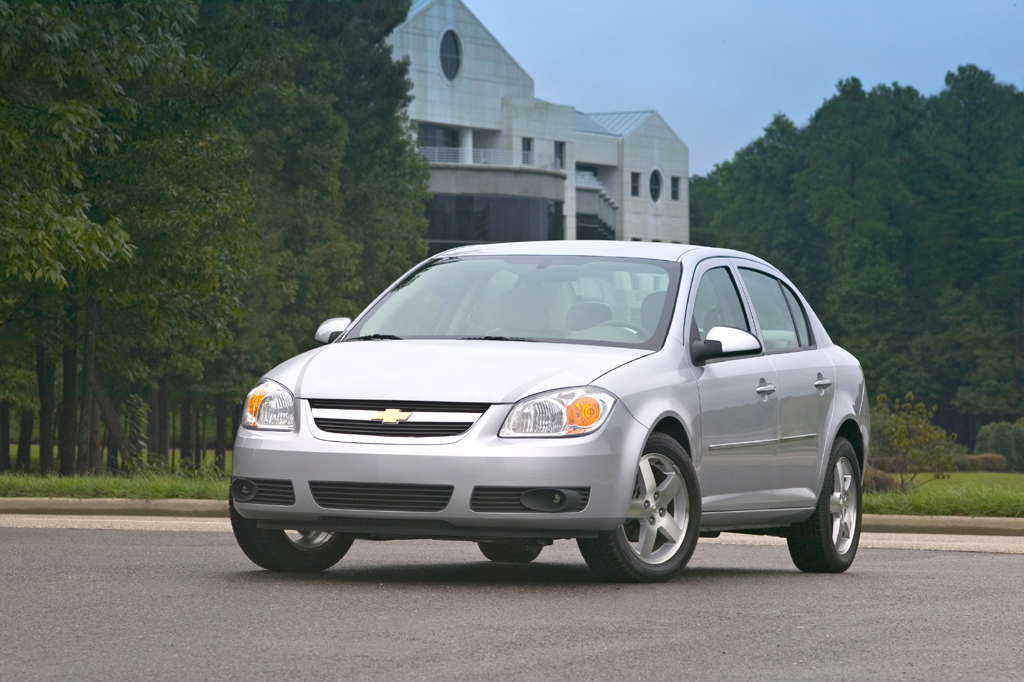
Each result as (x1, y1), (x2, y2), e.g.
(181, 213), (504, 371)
(372, 408), (412, 423)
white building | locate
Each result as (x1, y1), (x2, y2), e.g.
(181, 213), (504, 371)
(387, 0), (689, 254)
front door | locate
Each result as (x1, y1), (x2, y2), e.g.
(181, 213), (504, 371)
(689, 262), (779, 512)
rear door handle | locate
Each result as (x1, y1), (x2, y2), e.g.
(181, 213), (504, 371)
(814, 378), (832, 389)
(756, 384), (776, 395)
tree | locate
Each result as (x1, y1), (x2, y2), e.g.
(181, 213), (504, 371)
(691, 66), (1024, 443)
(871, 394), (960, 491)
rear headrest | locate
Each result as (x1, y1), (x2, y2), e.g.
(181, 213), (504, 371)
(565, 301), (614, 332)
(495, 288), (550, 331)
(641, 291), (667, 332)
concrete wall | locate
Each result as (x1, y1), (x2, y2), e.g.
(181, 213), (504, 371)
(619, 114), (689, 243)
(428, 165), (566, 201)
(388, 0), (689, 245)
(388, 0), (533, 131)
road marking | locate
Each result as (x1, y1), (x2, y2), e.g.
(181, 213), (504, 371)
(703, 531), (1024, 554)
(0, 514), (231, 532)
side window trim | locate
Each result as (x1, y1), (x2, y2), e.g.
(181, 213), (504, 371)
(779, 280), (815, 348)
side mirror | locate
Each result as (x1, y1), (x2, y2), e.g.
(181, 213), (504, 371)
(691, 326), (761, 365)
(314, 317), (352, 344)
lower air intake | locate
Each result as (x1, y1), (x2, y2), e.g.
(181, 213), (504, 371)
(309, 481), (454, 512)
(247, 479), (296, 506)
(470, 486), (590, 513)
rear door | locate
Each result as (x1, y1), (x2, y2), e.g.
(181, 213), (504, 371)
(689, 259), (779, 512)
(735, 265), (834, 509)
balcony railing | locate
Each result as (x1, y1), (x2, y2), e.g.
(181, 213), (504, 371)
(417, 146), (562, 170)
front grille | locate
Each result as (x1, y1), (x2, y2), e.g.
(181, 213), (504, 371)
(313, 419), (472, 437)
(309, 481), (454, 512)
(308, 399), (489, 438)
(249, 478), (296, 505)
(307, 399), (489, 413)
(470, 486), (591, 513)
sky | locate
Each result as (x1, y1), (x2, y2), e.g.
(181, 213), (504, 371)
(464, 0), (1024, 176)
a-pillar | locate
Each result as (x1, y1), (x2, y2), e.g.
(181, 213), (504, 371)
(460, 128), (473, 164)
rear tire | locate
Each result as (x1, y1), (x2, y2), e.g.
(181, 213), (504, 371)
(477, 541), (543, 563)
(230, 497), (353, 572)
(786, 436), (862, 573)
(577, 433), (701, 583)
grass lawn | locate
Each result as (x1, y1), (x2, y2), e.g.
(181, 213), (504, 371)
(0, 472), (229, 500)
(864, 472), (1024, 517)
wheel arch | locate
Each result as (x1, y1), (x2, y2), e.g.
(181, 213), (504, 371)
(649, 415), (693, 460)
(834, 418), (865, 475)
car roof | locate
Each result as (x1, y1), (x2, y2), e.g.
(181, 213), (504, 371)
(439, 241), (773, 268)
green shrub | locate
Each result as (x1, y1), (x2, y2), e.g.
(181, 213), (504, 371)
(870, 393), (961, 491)
(964, 453), (1008, 472)
(863, 466), (898, 492)
(975, 418), (1024, 472)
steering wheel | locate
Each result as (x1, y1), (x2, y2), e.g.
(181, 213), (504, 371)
(597, 319), (644, 335)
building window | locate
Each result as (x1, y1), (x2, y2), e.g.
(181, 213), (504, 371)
(424, 195), (564, 254)
(440, 30), (461, 81)
(522, 137), (533, 165)
(631, 172), (640, 197)
(418, 124), (459, 148)
(649, 170), (662, 202)
(671, 176), (680, 201)
(554, 141), (565, 169)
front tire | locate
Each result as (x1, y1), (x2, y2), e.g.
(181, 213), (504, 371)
(577, 433), (701, 583)
(230, 497), (353, 572)
(478, 541), (543, 563)
(786, 436), (862, 573)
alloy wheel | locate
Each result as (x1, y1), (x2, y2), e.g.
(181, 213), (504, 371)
(284, 530), (336, 551)
(620, 453), (690, 565)
(829, 457), (857, 555)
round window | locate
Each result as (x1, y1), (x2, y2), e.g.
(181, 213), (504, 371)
(440, 30), (461, 81)
(649, 170), (662, 202)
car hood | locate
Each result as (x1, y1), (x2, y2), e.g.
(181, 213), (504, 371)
(265, 340), (650, 404)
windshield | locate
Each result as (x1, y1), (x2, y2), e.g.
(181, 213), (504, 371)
(348, 255), (681, 349)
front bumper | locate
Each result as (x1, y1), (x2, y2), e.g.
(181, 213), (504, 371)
(232, 400), (648, 539)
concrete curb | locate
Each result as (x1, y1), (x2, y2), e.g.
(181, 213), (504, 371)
(1, 499), (1022, 536)
(0, 497), (228, 517)
(861, 514), (1024, 537)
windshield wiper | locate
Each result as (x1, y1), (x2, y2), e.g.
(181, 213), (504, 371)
(345, 334), (403, 341)
(459, 336), (536, 342)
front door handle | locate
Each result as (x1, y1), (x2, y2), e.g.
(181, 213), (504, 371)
(814, 378), (832, 389)
(756, 384), (776, 395)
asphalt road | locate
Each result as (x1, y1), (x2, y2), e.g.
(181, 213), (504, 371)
(2, 524), (1022, 682)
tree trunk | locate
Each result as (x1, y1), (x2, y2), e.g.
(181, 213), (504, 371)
(0, 400), (10, 472)
(58, 288), (78, 476)
(148, 387), (160, 467)
(77, 294), (97, 475)
(89, 398), (102, 473)
(16, 410), (33, 473)
(36, 343), (56, 473)
(196, 399), (205, 470)
(158, 378), (170, 466)
(180, 397), (193, 470)
(105, 421), (119, 473)
(215, 396), (227, 472)
(92, 372), (131, 466)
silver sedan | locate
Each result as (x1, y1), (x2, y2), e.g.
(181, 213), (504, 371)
(230, 241), (868, 582)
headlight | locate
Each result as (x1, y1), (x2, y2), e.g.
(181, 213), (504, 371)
(242, 379), (295, 430)
(499, 387), (616, 437)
